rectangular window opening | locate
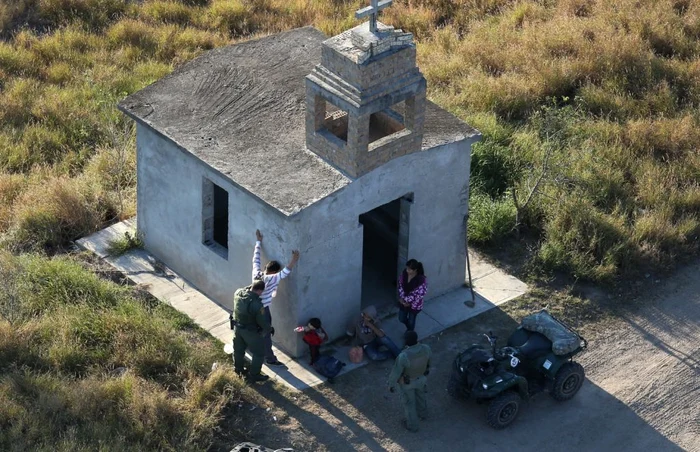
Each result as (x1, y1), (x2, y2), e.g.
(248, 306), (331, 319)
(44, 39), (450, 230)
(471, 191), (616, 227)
(212, 184), (228, 249)
(322, 100), (349, 142)
(369, 102), (406, 145)
(203, 178), (229, 258)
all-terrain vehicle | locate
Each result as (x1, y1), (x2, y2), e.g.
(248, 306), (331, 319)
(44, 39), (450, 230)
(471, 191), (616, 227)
(447, 310), (588, 429)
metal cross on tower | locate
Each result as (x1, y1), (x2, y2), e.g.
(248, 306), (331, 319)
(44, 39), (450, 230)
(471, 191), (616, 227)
(355, 0), (393, 33)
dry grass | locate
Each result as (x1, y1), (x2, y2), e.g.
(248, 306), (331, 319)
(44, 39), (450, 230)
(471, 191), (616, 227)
(0, 251), (248, 451)
(0, 0), (698, 448)
(0, 0), (697, 279)
(3, 174), (110, 251)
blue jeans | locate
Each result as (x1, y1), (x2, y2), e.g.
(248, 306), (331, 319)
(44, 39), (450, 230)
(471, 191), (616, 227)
(364, 335), (401, 361)
(399, 307), (419, 332)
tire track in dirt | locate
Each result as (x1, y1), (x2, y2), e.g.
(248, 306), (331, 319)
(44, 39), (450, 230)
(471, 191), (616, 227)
(226, 262), (700, 452)
(581, 264), (700, 452)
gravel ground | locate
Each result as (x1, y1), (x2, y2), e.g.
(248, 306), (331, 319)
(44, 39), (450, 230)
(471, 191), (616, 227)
(217, 260), (700, 452)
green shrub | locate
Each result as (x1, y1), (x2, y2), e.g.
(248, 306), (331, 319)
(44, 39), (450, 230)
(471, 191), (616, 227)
(187, 366), (242, 409)
(468, 190), (517, 244)
(0, 250), (235, 418)
(30, 26), (99, 68)
(106, 231), (143, 256)
(470, 140), (520, 198)
(0, 133), (22, 173)
(577, 83), (633, 120)
(456, 72), (539, 120)
(537, 198), (633, 282)
(571, 155), (632, 213)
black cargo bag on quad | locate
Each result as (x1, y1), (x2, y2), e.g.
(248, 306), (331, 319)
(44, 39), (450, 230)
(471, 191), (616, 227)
(312, 356), (346, 382)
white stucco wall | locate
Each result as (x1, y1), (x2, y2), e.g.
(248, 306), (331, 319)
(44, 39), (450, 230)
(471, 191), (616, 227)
(136, 123), (474, 357)
(136, 125), (304, 354)
(292, 138), (475, 349)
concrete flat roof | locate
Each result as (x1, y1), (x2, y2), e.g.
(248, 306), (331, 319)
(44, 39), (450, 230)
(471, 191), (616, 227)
(118, 27), (479, 216)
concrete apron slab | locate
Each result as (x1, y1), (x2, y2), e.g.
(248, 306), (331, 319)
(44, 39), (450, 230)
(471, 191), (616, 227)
(77, 220), (527, 391)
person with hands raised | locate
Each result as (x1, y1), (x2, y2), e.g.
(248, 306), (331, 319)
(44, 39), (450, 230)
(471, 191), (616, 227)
(252, 229), (300, 367)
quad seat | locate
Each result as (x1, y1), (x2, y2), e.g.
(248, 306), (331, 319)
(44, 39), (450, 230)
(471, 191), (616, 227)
(508, 328), (552, 359)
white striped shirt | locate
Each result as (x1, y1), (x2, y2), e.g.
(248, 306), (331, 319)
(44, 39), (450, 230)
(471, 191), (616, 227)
(252, 241), (291, 307)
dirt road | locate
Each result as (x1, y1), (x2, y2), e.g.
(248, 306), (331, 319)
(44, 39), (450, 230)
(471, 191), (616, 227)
(222, 261), (700, 452)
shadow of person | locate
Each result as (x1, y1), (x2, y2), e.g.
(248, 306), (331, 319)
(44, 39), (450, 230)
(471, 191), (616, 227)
(253, 381), (389, 452)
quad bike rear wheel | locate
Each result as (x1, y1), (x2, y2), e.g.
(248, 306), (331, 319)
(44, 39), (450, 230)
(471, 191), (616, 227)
(486, 391), (521, 429)
(551, 361), (585, 401)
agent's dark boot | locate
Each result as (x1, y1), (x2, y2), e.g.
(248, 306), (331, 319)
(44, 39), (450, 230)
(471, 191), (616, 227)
(246, 373), (270, 383)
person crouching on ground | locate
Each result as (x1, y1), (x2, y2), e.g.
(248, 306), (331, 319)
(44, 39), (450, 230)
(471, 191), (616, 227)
(232, 280), (271, 383)
(388, 330), (432, 432)
(346, 305), (401, 361)
(252, 229), (300, 367)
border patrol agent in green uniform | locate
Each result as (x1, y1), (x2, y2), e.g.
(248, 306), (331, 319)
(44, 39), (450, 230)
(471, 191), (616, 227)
(232, 280), (272, 383)
(387, 331), (432, 432)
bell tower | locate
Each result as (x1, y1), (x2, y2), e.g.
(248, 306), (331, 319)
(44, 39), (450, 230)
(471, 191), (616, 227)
(305, 0), (426, 178)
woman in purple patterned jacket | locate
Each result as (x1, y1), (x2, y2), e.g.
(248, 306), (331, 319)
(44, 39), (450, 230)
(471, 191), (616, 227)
(397, 259), (427, 332)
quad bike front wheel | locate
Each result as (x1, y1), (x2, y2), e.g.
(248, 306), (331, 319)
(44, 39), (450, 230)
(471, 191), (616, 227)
(486, 391), (521, 429)
(551, 361), (585, 401)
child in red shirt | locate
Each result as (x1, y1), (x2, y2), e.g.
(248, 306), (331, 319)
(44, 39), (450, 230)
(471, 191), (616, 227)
(297, 318), (327, 365)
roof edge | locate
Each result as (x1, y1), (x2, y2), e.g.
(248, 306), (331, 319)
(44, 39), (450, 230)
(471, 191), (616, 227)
(128, 116), (300, 218)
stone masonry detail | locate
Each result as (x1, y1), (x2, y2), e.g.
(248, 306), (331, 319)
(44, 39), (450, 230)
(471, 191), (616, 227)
(305, 20), (427, 178)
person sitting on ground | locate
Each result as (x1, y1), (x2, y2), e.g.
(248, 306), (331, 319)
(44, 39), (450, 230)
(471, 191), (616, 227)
(297, 317), (328, 365)
(252, 229), (300, 367)
(346, 305), (401, 361)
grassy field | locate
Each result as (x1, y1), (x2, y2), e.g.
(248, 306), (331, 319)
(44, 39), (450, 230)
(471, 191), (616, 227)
(0, 250), (261, 451)
(1, 0), (698, 282)
(0, 0), (698, 449)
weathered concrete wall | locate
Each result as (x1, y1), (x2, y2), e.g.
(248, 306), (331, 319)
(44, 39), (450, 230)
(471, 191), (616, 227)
(136, 123), (475, 357)
(292, 138), (476, 345)
(136, 124), (304, 355)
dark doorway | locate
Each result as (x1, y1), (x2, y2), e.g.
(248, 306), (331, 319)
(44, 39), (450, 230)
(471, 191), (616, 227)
(359, 194), (412, 314)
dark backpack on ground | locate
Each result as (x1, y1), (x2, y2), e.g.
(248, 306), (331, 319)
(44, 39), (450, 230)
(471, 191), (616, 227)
(312, 356), (346, 383)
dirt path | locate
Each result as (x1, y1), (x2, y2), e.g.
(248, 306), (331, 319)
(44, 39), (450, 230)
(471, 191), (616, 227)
(220, 261), (700, 452)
